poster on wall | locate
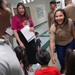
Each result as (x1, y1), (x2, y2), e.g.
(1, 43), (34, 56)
(36, 7), (44, 18)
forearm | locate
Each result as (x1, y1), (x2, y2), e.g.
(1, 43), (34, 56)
(48, 19), (51, 29)
(13, 30), (22, 44)
(50, 42), (55, 57)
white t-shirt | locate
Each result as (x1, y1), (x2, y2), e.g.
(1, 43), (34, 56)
(0, 39), (24, 75)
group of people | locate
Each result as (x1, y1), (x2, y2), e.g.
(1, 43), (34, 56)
(0, 0), (75, 75)
(0, 0), (41, 75)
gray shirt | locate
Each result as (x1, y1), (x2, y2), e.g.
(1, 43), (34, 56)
(0, 39), (24, 75)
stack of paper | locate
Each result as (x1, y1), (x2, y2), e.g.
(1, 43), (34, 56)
(21, 26), (35, 42)
(5, 27), (13, 36)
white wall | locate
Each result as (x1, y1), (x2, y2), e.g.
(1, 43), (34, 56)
(72, 0), (75, 3)
(26, 3), (47, 26)
(44, 0), (51, 15)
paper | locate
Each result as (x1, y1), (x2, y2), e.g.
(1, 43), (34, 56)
(21, 26), (35, 42)
(5, 27), (13, 36)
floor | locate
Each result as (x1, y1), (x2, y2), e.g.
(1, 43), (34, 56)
(13, 21), (61, 75)
(28, 22), (61, 75)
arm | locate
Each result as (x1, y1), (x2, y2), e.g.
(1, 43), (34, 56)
(12, 16), (25, 48)
(50, 25), (56, 64)
(29, 17), (34, 32)
(70, 19), (75, 40)
(13, 30), (25, 49)
(50, 42), (55, 58)
(48, 13), (51, 29)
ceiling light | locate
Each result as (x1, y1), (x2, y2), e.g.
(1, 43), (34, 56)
(31, 0), (34, 1)
(27, 0), (30, 3)
(23, 0), (26, 4)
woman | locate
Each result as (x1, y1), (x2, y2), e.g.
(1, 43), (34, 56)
(50, 9), (75, 73)
(12, 2), (37, 71)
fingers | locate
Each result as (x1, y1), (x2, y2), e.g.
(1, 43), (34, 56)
(52, 59), (56, 64)
(51, 56), (56, 64)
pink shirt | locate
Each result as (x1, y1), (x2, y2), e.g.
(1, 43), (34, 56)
(12, 15), (34, 32)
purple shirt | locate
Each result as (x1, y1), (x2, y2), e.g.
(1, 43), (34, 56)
(12, 15), (34, 32)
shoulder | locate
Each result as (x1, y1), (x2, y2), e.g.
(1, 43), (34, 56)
(49, 66), (58, 69)
(65, 3), (74, 9)
(48, 11), (52, 15)
(68, 18), (73, 24)
(12, 14), (20, 21)
(50, 24), (56, 32)
(35, 69), (41, 75)
(12, 14), (18, 19)
(48, 66), (60, 72)
(68, 18), (73, 22)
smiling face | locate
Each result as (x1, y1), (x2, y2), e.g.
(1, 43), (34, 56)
(55, 11), (65, 25)
(18, 5), (25, 16)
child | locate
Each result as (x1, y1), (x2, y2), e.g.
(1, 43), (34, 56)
(35, 49), (61, 75)
(35, 32), (42, 50)
(14, 46), (29, 75)
(65, 49), (75, 75)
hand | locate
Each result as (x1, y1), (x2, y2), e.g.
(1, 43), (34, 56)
(19, 42), (25, 49)
(30, 27), (34, 32)
(51, 56), (56, 64)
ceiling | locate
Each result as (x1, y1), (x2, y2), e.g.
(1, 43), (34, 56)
(6, 0), (45, 4)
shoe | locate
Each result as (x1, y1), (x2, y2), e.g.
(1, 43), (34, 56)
(60, 69), (65, 74)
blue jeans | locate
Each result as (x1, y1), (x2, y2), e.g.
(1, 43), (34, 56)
(74, 23), (75, 48)
(74, 23), (75, 27)
(55, 40), (74, 70)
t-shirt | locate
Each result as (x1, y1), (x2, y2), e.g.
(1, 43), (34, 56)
(12, 15), (34, 32)
(50, 18), (74, 46)
(0, 39), (24, 75)
(35, 66), (61, 75)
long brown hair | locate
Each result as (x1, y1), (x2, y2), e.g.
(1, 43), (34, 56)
(17, 2), (29, 22)
(54, 9), (68, 27)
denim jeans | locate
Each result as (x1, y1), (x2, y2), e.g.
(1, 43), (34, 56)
(55, 40), (74, 70)
(74, 23), (75, 49)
